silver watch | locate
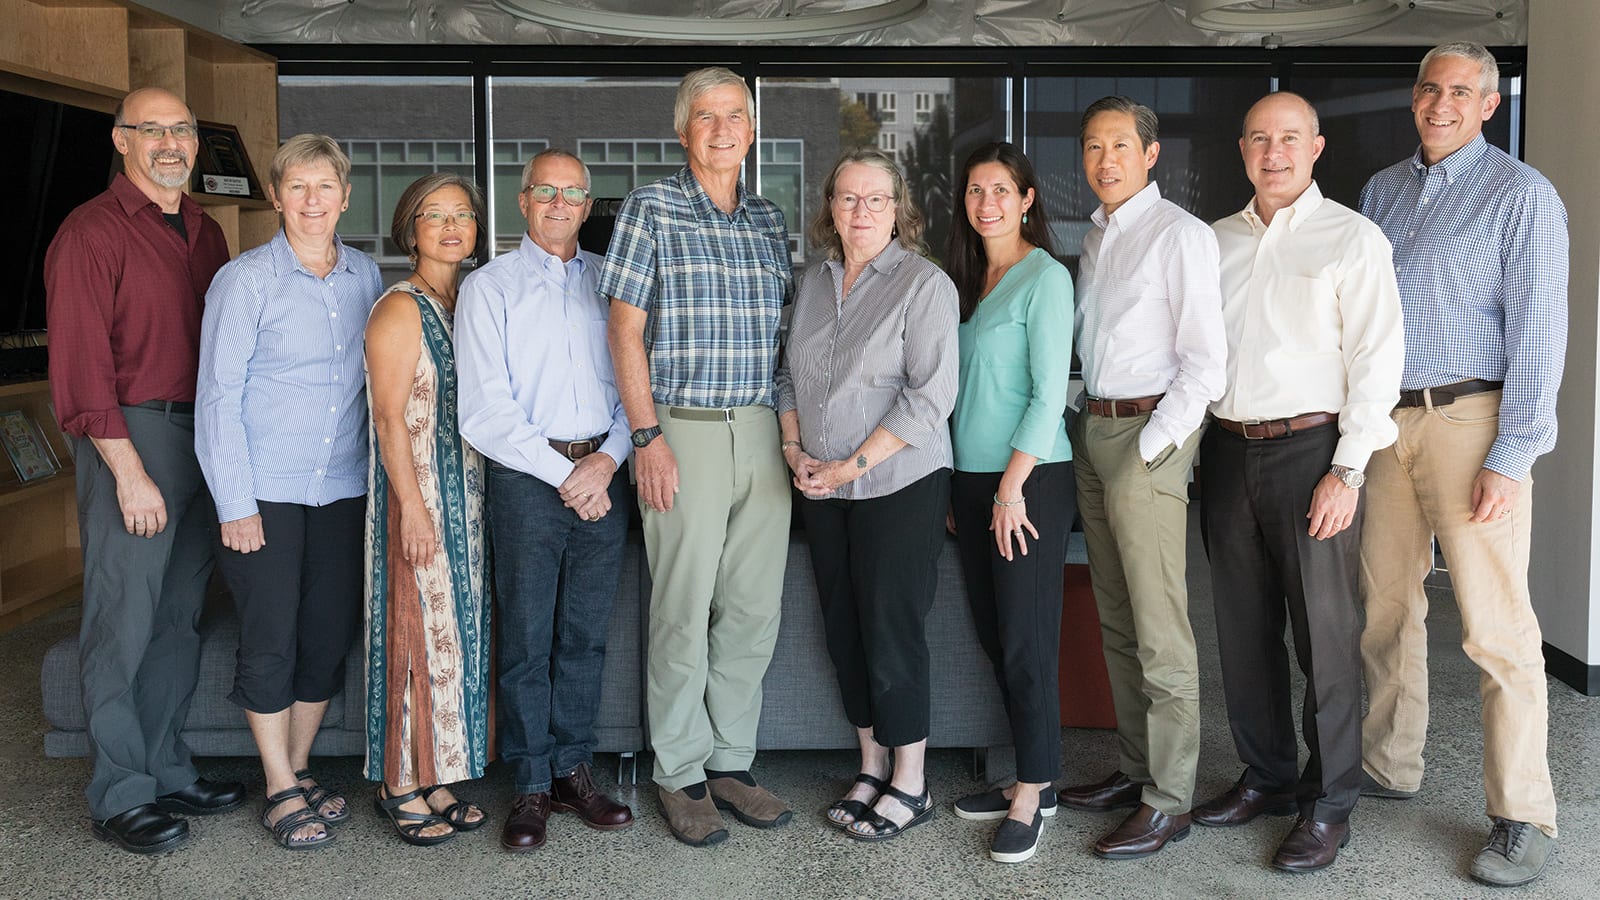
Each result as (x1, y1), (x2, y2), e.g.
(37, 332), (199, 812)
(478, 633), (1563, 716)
(1330, 465), (1366, 490)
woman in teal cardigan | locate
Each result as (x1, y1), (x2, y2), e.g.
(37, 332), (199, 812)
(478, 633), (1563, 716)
(945, 142), (1076, 865)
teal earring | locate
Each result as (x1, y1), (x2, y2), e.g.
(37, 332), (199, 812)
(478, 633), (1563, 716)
(1022, 214), (1029, 224)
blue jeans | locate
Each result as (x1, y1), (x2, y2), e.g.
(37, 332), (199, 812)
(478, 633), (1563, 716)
(487, 461), (628, 794)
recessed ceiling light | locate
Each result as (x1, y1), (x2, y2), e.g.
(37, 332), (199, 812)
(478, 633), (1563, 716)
(493, 0), (928, 40)
(1186, 0), (1402, 33)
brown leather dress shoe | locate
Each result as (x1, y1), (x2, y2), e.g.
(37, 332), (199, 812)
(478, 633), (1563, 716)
(552, 763), (634, 831)
(1272, 818), (1349, 872)
(1193, 782), (1298, 827)
(501, 793), (551, 852)
(1058, 771), (1146, 812)
(1093, 803), (1192, 859)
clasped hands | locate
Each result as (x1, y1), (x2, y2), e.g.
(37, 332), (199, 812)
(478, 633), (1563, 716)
(783, 444), (862, 499)
(558, 453), (618, 521)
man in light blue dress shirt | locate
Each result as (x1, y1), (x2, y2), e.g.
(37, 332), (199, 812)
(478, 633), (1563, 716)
(1358, 42), (1569, 888)
(456, 149), (635, 852)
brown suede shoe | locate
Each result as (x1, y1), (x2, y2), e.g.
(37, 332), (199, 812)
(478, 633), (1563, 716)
(707, 777), (793, 828)
(1058, 771), (1146, 812)
(552, 763), (634, 831)
(1093, 803), (1192, 859)
(1193, 781), (1298, 828)
(501, 793), (550, 852)
(658, 786), (729, 847)
(1271, 818), (1349, 872)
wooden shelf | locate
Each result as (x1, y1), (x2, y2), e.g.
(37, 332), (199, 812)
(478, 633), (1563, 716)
(192, 193), (274, 211)
(0, 468), (75, 508)
(0, 548), (83, 615)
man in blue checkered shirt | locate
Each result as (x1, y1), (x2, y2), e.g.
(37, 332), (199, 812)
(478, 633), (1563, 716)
(1357, 41), (1568, 888)
(601, 67), (795, 848)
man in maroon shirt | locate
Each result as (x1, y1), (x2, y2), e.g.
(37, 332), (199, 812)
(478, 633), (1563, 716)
(45, 87), (244, 854)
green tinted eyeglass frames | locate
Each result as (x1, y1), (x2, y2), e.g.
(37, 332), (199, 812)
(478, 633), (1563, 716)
(524, 184), (591, 204)
(118, 123), (199, 140)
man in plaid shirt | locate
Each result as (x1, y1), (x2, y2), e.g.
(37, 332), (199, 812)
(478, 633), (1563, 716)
(602, 66), (795, 848)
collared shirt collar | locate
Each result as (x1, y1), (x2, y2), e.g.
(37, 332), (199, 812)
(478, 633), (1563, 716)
(677, 166), (748, 222)
(1091, 180), (1161, 230)
(109, 171), (199, 221)
(824, 238), (911, 283)
(268, 227), (355, 277)
(516, 231), (586, 275)
(1410, 133), (1489, 182)
(1241, 180), (1325, 234)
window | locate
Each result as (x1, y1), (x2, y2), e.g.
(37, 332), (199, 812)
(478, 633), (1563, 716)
(878, 131), (897, 154)
(759, 140), (806, 256)
(914, 92), (935, 124)
(878, 91), (898, 124)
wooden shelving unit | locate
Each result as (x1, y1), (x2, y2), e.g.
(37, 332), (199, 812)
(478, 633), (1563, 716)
(1, 2), (278, 627)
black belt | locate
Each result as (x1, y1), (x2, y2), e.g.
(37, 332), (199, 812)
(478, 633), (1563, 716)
(1395, 379), (1503, 409)
(133, 400), (195, 414)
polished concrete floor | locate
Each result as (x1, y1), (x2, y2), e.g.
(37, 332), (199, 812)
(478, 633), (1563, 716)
(2, 529), (1597, 900)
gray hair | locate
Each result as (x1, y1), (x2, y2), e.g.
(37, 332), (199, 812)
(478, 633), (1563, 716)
(807, 148), (926, 260)
(520, 148), (592, 191)
(673, 67), (754, 136)
(269, 133), (350, 190)
(1080, 95), (1159, 150)
(1419, 41), (1500, 95)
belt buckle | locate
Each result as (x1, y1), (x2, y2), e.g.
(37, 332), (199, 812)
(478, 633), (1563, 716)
(1240, 418), (1268, 440)
(720, 408), (735, 423)
(568, 438), (598, 459)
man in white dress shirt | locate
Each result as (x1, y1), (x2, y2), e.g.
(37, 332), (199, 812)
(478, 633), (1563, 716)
(1193, 92), (1403, 874)
(456, 149), (635, 852)
(1060, 95), (1228, 860)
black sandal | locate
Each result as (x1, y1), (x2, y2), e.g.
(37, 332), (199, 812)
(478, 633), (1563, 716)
(826, 772), (890, 829)
(846, 784), (935, 842)
(294, 769), (350, 824)
(260, 786), (335, 850)
(375, 786), (457, 847)
(420, 785), (486, 832)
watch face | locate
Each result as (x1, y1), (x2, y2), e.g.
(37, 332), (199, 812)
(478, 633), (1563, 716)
(631, 427), (658, 448)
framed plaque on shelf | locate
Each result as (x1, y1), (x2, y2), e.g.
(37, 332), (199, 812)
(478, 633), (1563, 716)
(0, 409), (60, 482)
(192, 121), (266, 202)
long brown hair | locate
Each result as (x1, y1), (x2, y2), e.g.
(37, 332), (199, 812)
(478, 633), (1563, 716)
(945, 142), (1056, 322)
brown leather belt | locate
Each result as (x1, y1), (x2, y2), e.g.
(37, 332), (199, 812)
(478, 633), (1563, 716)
(549, 433), (608, 461)
(1085, 394), (1163, 418)
(1394, 379), (1503, 409)
(1215, 411), (1338, 440)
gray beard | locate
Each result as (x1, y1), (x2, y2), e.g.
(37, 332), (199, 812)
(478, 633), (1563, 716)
(148, 154), (191, 188)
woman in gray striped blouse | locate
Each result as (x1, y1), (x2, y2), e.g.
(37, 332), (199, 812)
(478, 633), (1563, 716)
(774, 149), (959, 843)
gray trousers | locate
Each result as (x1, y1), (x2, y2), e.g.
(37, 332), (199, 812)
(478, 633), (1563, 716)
(75, 406), (215, 820)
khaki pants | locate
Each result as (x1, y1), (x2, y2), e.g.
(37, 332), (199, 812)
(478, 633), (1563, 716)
(643, 404), (791, 791)
(1071, 412), (1201, 814)
(1360, 390), (1557, 836)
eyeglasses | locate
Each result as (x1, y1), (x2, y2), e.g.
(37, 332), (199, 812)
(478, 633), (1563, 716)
(523, 184), (591, 204)
(832, 193), (893, 213)
(414, 211), (478, 226)
(117, 123), (199, 140)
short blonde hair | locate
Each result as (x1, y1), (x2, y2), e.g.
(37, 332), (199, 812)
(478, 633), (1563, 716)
(673, 67), (754, 135)
(269, 133), (350, 192)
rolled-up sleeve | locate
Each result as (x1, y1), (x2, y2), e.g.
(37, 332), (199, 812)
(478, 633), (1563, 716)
(880, 271), (960, 449)
(1010, 265), (1075, 459)
(195, 261), (263, 522)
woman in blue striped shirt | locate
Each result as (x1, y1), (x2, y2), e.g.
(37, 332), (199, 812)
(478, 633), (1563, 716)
(196, 134), (382, 851)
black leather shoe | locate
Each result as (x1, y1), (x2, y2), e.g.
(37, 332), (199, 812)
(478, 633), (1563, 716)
(92, 803), (190, 854)
(1272, 818), (1349, 872)
(1058, 771), (1145, 812)
(1193, 781), (1297, 827)
(156, 778), (247, 815)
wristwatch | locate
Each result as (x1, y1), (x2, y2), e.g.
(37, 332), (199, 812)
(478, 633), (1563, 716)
(630, 425), (662, 448)
(1330, 465), (1366, 490)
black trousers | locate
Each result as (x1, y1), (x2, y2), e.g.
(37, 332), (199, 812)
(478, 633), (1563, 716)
(215, 496), (366, 714)
(798, 468), (950, 747)
(74, 407), (215, 820)
(951, 461), (1075, 783)
(1199, 421), (1362, 824)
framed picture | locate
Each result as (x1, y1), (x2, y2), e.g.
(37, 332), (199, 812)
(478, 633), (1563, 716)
(192, 121), (267, 202)
(0, 409), (60, 483)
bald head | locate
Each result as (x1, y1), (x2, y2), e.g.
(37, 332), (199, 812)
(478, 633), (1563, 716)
(111, 87), (199, 202)
(1239, 91), (1325, 222)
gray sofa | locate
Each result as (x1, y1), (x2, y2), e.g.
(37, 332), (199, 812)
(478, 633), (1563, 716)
(42, 531), (1011, 765)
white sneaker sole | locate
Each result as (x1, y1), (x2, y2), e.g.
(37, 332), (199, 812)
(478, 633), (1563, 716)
(990, 820), (1043, 863)
(954, 803), (1058, 822)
